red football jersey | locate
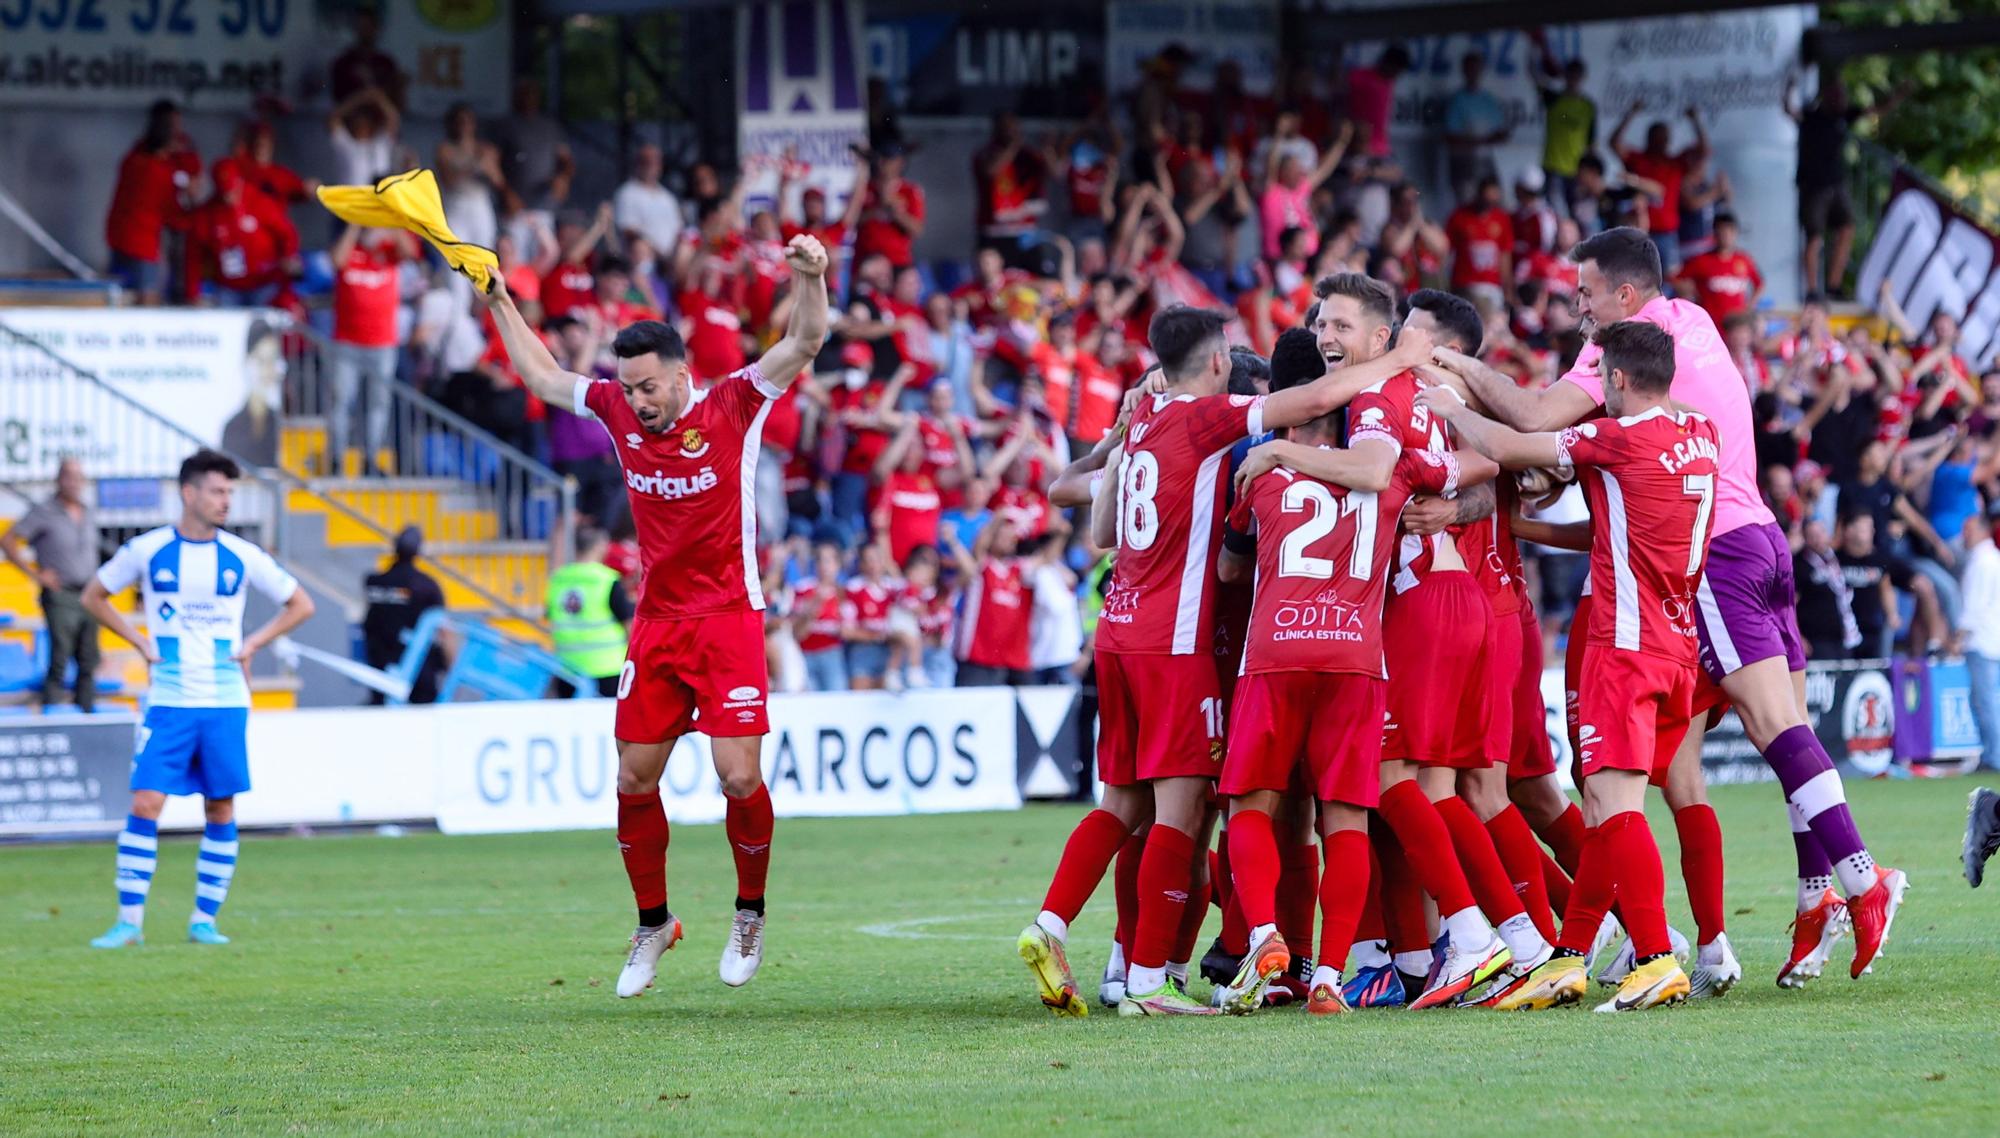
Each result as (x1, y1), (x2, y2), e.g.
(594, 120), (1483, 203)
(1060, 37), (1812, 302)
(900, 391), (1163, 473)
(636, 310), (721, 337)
(679, 289), (747, 380)
(1680, 250), (1763, 324)
(793, 579), (849, 653)
(1447, 206), (1510, 289)
(991, 484), (1051, 540)
(1229, 449), (1460, 675)
(542, 262), (596, 320)
(846, 577), (899, 638)
(1098, 392), (1269, 655)
(1555, 407), (1721, 663)
(1457, 478), (1524, 617)
(879, 469), (942, 563)
(578, 365), (779, 620)
(902, 581), (956, 643)
(956, 557), (1031, 669)
(1347, 371), (1461, 594)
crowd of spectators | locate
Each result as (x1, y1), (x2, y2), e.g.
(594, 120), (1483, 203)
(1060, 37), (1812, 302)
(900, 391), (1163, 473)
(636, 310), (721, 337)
(93, 16), (2000, 694)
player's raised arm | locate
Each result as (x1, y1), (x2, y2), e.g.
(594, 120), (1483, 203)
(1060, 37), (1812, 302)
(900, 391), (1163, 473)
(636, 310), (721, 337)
(1431, 345), (1598, 433)
(475, 273), (578, 406)
(1088, 445), (1124, 550)
(1416, 386), (1565, 470)
(754, 235), (832, 389)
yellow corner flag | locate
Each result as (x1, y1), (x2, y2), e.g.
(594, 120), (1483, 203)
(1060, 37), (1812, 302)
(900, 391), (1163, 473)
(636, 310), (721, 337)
(317, 169), (499, 292)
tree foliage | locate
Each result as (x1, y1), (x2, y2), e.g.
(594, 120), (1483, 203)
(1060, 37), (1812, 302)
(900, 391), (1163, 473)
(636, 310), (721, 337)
(1827, 0), (2000, 200)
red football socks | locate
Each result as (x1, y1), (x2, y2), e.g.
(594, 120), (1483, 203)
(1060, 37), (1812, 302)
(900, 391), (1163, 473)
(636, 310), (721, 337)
(1675, 804), (1727, 946)
(616, 790), (670, 920)
(1225, 810), (1280, 931)
(1316, 830), (1371, 975)
(1555, 824), (1614, 955)
(1042, 809), (1129, 925)
(1114, 828), (1146, 951)
(1542, 801), (1586, 875)
(1435, 796), (1528, 924)
(1276, 840), (1321, 954)
(724, 783), (774, 906)
(1604, 810), (1671, 959)
(1171, 862), (1211, 964)
(1539, 846), (1573, 914)
(1377, 780), (1477, 915)
(1131, 824), (1198, 970)
(1486, 805), (1557, 942)
(1352, 839), (1386, 945)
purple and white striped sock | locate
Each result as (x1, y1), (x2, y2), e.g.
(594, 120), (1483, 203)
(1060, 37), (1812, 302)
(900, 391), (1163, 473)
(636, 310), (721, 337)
(1766, 725), (1876, 896)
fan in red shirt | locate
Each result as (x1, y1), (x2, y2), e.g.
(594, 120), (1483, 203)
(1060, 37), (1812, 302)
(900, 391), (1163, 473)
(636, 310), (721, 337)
(872, 422), (943, 564)
(587, 255), (660, 331)
(1420, 319), (1720, 1012)
(915, 380), (979, 509)
(1017, 303), (1422, 1018)
(1446, 177), (1514, 307)
(973, 113), (1051, 254)
(542, 205), (615, 319)
(953, 247), (1033, 332)
(213, 120), (313, 247)
(843, 542), (903, 690)
(185, 167), (299, 305)
(852, 142), (926, 270)
(952, 516), (1032, 685)
(1673, 213), (1763, 327)
(678, 257), (749, 381)
(105, 100), (201, 304)
(780, 157), (868, 281)
(790, 541), (855, 685)
(1614, 106), (1709, 267)
(477, 233), (832, 999)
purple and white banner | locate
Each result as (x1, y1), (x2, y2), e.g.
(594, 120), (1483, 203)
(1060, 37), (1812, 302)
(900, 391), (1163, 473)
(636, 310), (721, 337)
(736, 0), (868, 219)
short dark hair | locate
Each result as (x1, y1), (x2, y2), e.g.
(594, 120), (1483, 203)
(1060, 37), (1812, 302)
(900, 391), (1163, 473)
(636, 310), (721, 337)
(595, 255), (631, 277)
(1404, 289), (1483, 355)
(179, 449), (240, 486)
(1379, 44), (1412, 71)
(1227, 347), (1270, 396)
(1570, 226), (1662, 294)
(611, 320), (687, 363)
(1270, 328), (1325, 391)
(575, 524), (607, 551)
(1713, 211), (1739, 229)
(1592, 320), (1676, 395)
(1148, 305), (1230, 380)
(1313, 272), (1397, 328)
(1576, 152), (1606, 175)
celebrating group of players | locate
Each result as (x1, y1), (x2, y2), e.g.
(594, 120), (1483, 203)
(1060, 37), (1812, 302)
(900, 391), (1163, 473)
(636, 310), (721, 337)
(1016, 224), (1911, 1017)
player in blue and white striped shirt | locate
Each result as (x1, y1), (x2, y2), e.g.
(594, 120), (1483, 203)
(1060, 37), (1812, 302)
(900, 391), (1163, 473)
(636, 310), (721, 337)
(81, 450), (315, 948)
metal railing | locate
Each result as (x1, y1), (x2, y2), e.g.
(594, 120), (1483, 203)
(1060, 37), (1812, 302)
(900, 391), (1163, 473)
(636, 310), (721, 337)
(0, 319), (545, 623)
(281, 321), (575, 555)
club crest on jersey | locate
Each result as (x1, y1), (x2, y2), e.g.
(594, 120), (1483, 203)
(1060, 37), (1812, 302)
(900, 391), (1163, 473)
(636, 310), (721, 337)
(678, 427), (710, 458)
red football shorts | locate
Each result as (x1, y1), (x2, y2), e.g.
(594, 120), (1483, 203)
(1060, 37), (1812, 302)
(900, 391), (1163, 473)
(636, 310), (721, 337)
(1508, 601), (1559, 781)
(1383, 572), (1493, 768)
(1691, 667), (1732, 727)
(1095, 648), (1224, 786)
(615, 609), (770, 743)
(1221, 671), (1384, 808)
(1482, 601), (1522, 767)
(1573, 644), (1696, 787)
(1564, 593), (1591, 755)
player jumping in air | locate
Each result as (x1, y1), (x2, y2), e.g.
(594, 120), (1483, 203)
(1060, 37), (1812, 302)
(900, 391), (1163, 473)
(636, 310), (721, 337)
(478, 234), (830, 996)
(1424, 320), (1717, 1013)
(1437, 226), (1905, 986)
(85, 450), (316, 948)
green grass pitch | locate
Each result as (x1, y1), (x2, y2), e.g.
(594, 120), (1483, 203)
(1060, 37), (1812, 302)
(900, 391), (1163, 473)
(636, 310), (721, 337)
(3, 776), (1996, 1136)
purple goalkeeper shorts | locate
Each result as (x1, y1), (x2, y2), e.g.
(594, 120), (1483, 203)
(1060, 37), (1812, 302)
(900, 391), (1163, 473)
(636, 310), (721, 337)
(1694, 521), (1808, 682)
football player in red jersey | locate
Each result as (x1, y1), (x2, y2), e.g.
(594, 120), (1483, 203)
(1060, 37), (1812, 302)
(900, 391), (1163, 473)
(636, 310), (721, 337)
(1216, 378), (1483, 1015)
(1239, 275), (1534, 1008)
(478, 234), (830, 999)
(1016, 305), (1438, 1017)
(1424, 320), (1719, 1013)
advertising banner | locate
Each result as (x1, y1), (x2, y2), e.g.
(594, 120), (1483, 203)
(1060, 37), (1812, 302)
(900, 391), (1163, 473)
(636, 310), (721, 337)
(0, 308), (274, 479)
(1107, 0), (1280, 97)
(864, 1), (1107, 119)
(0, 0), (510, 112)
(736, 0), (869, 219)
(1857, 172), (2000, 374)
(0, 715), (136, 836)
(433, 688), (1022, 835)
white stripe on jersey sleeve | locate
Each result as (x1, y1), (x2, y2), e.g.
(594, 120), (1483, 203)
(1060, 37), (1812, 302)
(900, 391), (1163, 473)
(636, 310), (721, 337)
(738, 398), (775, 611)
(1602, 471), (1640, 652)
(572, 375), (594, 419)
